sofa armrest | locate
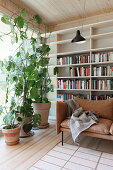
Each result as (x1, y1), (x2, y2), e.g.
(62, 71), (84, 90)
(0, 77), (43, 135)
(56, 102), (67, 135)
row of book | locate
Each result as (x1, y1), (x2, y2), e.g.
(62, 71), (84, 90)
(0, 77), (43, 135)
(57, 80), (90, 90)
(57, 94), (75, 102)
(91, 95), (113, 100)
(70, 67), (90, 77)
(92, 80), (113, 90)
(91, 52), (113, 63)
(57, 94), (113, 101)
(57, 56), (72, 65)
(57, 55), (90, 65)
(92, 66), (113, 76)
(57, 52), (113, 65)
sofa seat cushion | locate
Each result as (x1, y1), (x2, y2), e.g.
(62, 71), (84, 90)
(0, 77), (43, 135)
(86, 118), (112, 135)
(75, 97), (113, 121)
(60, 118), (112, 135)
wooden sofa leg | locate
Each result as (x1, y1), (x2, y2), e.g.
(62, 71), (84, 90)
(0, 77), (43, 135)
(62, 131), (63, 146)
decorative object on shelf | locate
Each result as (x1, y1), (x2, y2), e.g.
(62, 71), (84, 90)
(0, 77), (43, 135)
(71, 0), (86, 44)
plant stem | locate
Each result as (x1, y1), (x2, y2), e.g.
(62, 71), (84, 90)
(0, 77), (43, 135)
(40, 84), (43, 103)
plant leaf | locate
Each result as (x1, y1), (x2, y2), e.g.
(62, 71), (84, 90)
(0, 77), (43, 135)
(15, 33), (18, 43)
(1, 17), (7, 24)
(54, 67), (58, 75)
(17, 117), (22, 122)
(21, 8), (26, 17)
(33, 14), (42, 24)
(23, 123), (32, 133)
(16, 16), (24, 28)
(17, 52), (20, 57)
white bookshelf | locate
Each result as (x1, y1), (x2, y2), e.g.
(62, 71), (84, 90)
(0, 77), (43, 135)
(47, 19), (113, 118)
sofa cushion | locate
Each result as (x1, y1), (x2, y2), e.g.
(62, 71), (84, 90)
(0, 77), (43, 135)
(110, 123), (113, 135)
(86, 118), (112, 135)
(60, 118), (112, 135)
(75, 97), (113, 120)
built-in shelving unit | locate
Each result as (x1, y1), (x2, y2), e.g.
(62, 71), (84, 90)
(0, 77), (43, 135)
(47, 19), (113, 118)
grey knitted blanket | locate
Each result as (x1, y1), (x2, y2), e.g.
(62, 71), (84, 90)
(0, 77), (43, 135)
(66, 99), (79, 117)
(69, 107), (98, 142)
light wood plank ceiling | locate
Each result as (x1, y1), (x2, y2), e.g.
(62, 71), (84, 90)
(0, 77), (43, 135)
(12, 0), (113, 25)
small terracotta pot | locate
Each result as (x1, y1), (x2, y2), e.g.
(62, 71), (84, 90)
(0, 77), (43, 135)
(33, 102), (51, 129)
(2, 125), (21, 146)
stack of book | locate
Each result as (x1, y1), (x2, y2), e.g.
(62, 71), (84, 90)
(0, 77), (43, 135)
(92, 66), (113, 76)
(57, 79), (90, 90)
(91, 52), (113, 63)
(70, 67), (90, 77)
(91, 95), (113, 100)
(57, 55), (90, 65)
(92, 80), (113, 90)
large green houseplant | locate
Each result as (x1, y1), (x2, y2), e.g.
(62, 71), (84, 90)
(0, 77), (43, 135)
(31, 45), (54, 128)
(0, 8), (55, 136)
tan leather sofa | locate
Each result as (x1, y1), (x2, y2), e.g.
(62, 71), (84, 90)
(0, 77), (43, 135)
(56, 97), (113, 145)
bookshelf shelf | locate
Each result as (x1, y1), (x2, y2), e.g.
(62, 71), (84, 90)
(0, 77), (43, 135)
(57, 89), (113, 92)
(91, 46), (113, 52)
(49, 39), (71, 45)
(57, 89), (90, 91)
(91, 76), (113, 78)
(91, 31), (113, 40)
(56, 63), (90, 67)
(91, 61), (113, 65)
(49, 62), (113, 68)
(49, 49), (90, 58)
(91, 90), (113, 92)
(57, 76), (90, 79)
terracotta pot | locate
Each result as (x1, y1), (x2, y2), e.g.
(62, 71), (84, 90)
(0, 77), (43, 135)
(16, 113), (34, 138)
(33, 102), (51, 129)
(2, 125), (21, 146)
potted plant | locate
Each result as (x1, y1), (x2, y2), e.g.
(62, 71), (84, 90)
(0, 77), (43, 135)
(31, 43), (54, 128)
(0, 9), (50, 135)
(1, 98), (21, 145)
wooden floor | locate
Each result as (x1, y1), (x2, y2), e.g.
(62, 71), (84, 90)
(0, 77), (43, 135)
(0, 120), (113, 170)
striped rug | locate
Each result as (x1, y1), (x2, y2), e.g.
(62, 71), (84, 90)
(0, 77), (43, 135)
(29, 142), (113, 170)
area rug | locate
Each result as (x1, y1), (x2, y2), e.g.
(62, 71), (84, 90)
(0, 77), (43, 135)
(29, 142), (113, 170)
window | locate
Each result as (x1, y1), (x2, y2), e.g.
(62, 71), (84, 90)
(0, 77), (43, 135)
(0, 14), (19, 126)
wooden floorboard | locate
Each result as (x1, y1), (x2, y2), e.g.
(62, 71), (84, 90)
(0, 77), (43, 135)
(0, 120), (113, 170)
(0, 121), (69, 170)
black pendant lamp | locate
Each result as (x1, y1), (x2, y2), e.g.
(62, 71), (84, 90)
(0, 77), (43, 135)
(71, 30), (86, 44)
(71, 0), (86, 44)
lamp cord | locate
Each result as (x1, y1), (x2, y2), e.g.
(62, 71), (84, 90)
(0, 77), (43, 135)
(81, 0), (87, 34)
